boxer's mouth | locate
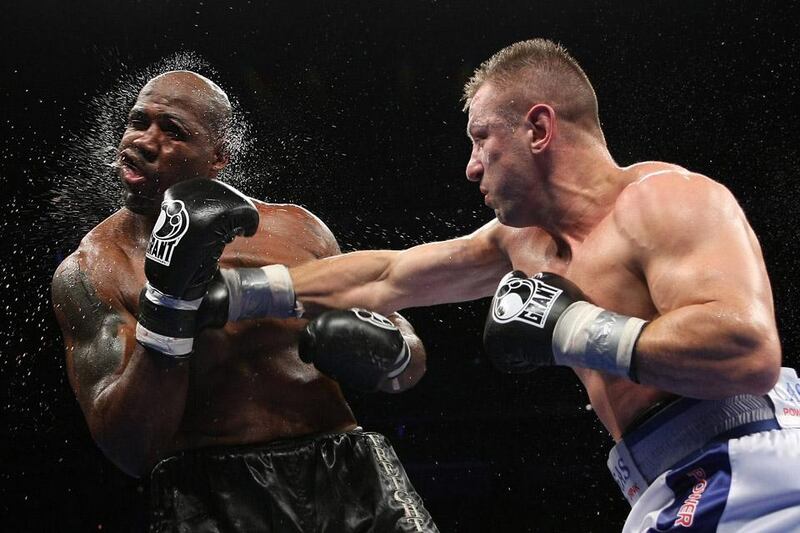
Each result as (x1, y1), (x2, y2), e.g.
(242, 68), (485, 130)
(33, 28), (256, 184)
(117, 152), (149, 185)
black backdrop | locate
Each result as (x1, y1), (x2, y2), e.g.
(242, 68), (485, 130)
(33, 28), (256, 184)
(2, 1), (799, 531)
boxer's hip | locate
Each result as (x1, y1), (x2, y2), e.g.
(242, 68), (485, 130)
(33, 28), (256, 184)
(611, 367), (800, 531)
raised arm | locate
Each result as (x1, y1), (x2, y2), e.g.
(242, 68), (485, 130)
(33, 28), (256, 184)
(52, 179), (260, 476)
(291, 219), (514, 316)
(620, 171), (781, 398)
(52, 251), (189, 477)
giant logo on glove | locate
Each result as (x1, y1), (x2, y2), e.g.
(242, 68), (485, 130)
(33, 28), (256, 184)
(146, 200), (190, 266)
(491, 276), (562, 328)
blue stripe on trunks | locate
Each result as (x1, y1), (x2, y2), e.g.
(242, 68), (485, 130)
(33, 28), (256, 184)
(649, 441), (731, 532)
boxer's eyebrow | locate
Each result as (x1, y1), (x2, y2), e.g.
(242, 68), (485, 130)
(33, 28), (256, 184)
(128, 108), (147, 121)
(466, 120), (488, 142)
(466, 121), (475, 140)
(158, 113), (190, 130)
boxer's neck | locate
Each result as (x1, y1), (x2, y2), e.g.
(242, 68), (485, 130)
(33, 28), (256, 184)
(119, 206), (159, 246)
(538, 142), (625, 244)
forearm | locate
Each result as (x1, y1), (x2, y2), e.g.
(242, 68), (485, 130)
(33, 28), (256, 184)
(291, 251), (401, 316)
(634, 302), (781, 399)
(89, 346), (190, 477)
(291, 238), (510, 317)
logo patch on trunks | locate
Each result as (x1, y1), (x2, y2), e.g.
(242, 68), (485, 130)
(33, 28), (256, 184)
(492, 275), (562, 328)
(146, 199), (190, 266)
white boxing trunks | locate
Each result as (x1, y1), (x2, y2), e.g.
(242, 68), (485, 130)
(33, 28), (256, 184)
(608, 367), (800, 532)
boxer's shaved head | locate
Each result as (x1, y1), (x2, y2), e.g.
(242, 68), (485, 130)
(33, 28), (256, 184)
(140, 70), (232, 149)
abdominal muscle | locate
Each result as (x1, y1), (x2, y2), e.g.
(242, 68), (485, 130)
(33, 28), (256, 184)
(168, 317), (358, 453)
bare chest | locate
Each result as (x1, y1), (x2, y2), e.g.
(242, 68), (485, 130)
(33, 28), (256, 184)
(501, 223), (669, 437)
(116, 227), (320, 380)
(505, 225), (657, 321)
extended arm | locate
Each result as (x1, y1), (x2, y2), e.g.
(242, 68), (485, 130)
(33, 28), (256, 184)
(290, 219), (513, 316)
(622, 172), (781, 398)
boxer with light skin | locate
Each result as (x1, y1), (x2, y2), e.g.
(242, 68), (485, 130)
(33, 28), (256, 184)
(283, 40), (800, 531)
(51, 70), (437, 532)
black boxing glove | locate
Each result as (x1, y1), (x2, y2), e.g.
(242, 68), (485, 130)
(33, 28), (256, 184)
(298, 309), (411, 392)
(483, 271), (647, 380)
(136, 178), (259, 357)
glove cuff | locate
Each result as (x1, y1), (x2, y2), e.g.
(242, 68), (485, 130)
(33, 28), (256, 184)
(222, 264), (300, 320)
(136, 284), (201, 357)
(551, 301), (647, 380)
(135, 323), (194, 358)
(143, 284), (204, 310)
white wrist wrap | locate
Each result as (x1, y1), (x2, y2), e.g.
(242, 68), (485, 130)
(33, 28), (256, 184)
(143, 284), (204, 310)
(551, 301), (647, 379)
(135, 323), (194, 357)
(221, 264), (298, 320)
(135, 284), (202, 357)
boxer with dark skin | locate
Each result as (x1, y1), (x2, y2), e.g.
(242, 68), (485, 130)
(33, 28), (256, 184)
(51, 71), (435, 532)
(283, 40), (799, 530)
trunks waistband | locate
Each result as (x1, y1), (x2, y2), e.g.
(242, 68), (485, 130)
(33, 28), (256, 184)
(608, 394), (779, 506)
(152, 427), (367, 474)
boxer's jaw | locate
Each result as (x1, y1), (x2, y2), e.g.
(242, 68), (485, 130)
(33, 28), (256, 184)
(122, 188), (160, 217)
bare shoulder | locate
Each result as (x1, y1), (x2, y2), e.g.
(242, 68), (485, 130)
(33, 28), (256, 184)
(51, 243), (130, 355)
(51, 216), (137, 405)
(52, 212), (134, 309)
(617, 166), (738, 222)
(251, 199), (340, 258)
(614, 166), (742, 252)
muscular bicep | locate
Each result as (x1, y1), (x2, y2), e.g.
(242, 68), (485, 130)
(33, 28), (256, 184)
(621, 173), (774, 318)
(52, 257), (133, 410)
(614, 172), (780, 397)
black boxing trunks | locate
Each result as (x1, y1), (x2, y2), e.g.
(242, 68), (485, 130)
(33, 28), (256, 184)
(149, 430), (439, 532)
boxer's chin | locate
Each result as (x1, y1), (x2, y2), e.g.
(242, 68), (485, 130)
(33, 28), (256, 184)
(123, 189), (160, 217)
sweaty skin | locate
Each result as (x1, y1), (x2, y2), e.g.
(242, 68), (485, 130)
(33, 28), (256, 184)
(51, 72), (425, 477)
(290, 82), (781, 441)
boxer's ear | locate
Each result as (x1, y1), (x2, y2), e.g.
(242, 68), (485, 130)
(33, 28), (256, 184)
(525, 104), (555, 154)
(210, 142), (229, 174)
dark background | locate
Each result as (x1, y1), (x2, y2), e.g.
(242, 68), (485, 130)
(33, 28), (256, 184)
(2, 1), (799, 531)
